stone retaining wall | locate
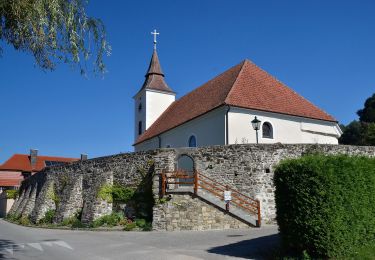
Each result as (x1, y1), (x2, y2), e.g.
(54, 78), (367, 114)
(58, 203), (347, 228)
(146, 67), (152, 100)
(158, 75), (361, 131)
(9, 144), (375, 231)
(11, 151), (156, 223)
(153, 194), (249, 231)
(151, 144), (375, 228)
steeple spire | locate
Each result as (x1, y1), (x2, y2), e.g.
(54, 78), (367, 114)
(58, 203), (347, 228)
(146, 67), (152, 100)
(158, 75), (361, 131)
(137, 31), (175, 94)
(146, 49), (164, 76)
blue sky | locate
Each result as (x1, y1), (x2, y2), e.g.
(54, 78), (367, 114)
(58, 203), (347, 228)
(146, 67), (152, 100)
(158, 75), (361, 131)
(1, 0), (374, 162)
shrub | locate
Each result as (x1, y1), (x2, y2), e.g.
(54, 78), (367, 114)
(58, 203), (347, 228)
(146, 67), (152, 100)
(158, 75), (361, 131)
(112, 186), (135, 203)
(5, 213), (20, 222)
(5, 189), (18, 199)
(97, 184), (135, 203)
(135, 218), (146, 228)
(61, 209), (84, 228)
(142, 222), (152, 231)
(274, 154), (375, 258)
(47, 185), (60, 207)
(97, 184), (113, 203)
(92, 212), (125, 227)
(39, 209), (56, 224)
(134, 218), (152, 231)
(19, 216), (31, 226)
(123, 221), (136, 231)
(71, 218), (86, 228)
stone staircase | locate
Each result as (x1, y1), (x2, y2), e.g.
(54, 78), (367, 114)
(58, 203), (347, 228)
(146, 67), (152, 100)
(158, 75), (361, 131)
(161, 171), (261, 227)
(196, 188), (259, 227)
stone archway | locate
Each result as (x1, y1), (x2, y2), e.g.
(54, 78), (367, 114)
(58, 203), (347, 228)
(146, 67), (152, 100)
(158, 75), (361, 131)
(176, 154), (194, 187)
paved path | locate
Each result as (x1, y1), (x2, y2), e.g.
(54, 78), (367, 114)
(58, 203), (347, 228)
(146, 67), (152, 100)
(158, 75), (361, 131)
(0, 219), (279, 260)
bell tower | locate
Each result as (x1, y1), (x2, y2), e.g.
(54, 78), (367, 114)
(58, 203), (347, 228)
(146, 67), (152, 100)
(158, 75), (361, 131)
(134, 30), (175, 141)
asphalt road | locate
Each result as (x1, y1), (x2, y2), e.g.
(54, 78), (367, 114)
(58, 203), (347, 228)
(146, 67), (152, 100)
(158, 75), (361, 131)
(0, 219), (279, 260)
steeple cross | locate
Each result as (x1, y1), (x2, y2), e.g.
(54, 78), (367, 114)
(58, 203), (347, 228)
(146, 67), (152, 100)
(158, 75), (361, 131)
(151, 29), (160, 49)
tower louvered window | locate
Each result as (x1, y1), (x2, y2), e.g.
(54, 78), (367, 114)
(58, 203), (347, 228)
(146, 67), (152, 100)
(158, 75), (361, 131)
(138, 121), (142, 135)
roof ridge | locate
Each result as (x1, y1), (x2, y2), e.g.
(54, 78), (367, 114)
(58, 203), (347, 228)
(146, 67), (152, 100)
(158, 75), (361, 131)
(224, 60), (248, 104)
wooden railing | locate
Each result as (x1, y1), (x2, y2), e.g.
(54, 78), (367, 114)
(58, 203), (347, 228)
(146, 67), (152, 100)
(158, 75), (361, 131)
(161, 170), (261, 227)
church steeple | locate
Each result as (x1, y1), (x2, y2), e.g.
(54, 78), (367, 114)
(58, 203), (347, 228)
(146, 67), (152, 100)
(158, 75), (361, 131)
(146, 50), (164, 76)
(139, 49), (174, 94)
(133, 30), (176, 142)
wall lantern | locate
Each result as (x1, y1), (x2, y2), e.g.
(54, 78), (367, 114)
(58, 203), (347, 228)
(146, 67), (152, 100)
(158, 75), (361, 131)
(251, 116), (261, 144)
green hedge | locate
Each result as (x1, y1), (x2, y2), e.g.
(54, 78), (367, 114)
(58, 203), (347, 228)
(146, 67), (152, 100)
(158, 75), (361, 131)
(274, 154), (375, 258)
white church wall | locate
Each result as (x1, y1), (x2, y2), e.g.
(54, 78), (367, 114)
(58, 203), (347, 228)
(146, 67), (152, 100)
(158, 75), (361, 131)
(145, 90), (175, 129)
(228, 107), (340, 145)
(134, 89), (175, 142)
(134, 137), (159, 152)
(159, 107), (226, 148)
(134, 107), (226, 151)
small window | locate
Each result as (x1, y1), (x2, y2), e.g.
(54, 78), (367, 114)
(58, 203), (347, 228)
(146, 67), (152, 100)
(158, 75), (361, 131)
(188, 135), (197, 147)
(138, 121), (142, 135)
(262, 122), (273, 139)
(138, 103), (142, 112)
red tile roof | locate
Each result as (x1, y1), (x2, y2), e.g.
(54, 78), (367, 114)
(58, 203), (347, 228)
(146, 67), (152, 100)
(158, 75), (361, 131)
(135, 59), (337, 145)
(0, 171), (23, 187)
(0, 154), (78, 172)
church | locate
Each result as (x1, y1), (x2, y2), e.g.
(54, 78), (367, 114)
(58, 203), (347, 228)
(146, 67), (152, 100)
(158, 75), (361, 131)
(133, 34), (342, 151)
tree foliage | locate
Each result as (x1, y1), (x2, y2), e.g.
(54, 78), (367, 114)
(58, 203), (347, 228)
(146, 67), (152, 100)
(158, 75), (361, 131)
(0, 0), (110, 74)
(339, 121), (363, 145)
(358, 93), (375, 123)
(339, 93), (375, 146)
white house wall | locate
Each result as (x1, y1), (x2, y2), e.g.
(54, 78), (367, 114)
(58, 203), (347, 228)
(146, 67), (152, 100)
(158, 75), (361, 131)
(135, 107), (226, 151)
(228, 107), (340, 145)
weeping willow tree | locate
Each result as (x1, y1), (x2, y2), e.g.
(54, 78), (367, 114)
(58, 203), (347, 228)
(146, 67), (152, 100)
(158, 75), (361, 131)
(0, 0), (110, 74)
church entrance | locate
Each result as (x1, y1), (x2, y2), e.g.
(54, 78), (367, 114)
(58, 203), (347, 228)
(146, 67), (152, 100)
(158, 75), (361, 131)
(176, 155), (194, 187)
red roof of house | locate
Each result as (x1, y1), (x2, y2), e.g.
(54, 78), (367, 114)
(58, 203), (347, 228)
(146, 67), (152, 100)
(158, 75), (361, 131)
(135, 59), (336, 145)
(0, 154), (78, 172)
(0, 171), (23, 187)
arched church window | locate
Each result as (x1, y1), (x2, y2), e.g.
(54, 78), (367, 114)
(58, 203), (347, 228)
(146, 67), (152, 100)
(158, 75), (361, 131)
(262, 122), (273, 139)
(188, 135), (197, 147)
(138, 103), (142, 112)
